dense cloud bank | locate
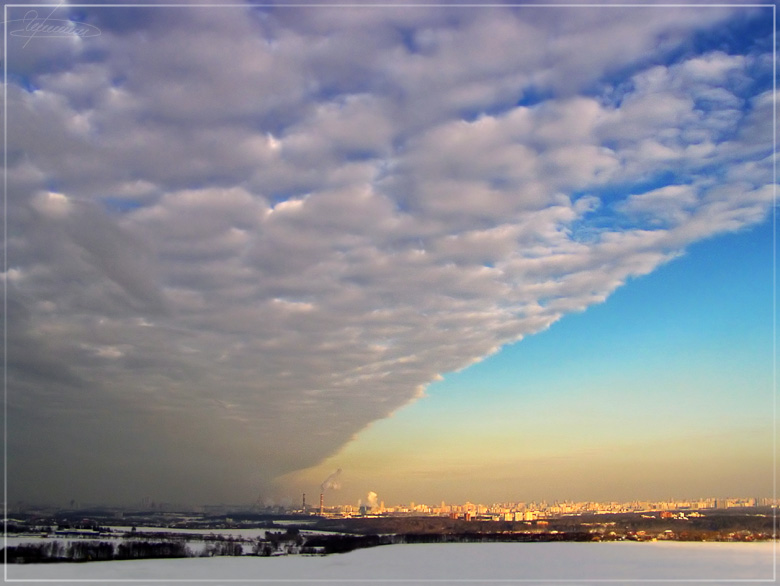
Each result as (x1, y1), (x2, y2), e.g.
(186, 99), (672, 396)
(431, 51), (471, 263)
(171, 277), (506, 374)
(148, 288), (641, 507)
(4, 4), (774, 504)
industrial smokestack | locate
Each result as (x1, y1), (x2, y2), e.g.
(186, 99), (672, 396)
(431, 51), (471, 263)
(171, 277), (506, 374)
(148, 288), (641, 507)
(302, 493), (306, 512)
(318, 468), (341, 516)
(318, 468), (342, 516)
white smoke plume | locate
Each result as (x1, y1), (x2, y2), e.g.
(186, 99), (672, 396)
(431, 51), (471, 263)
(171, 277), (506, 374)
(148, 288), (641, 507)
(320, 468), (342, 492)
(366, 491), (379, 510)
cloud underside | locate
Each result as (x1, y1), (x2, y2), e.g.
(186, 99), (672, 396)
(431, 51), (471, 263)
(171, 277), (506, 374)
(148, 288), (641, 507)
(4, 4), (774, 503)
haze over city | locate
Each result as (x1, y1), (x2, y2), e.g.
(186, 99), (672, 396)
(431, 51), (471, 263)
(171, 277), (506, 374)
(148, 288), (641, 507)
(4, 1), (775, 510)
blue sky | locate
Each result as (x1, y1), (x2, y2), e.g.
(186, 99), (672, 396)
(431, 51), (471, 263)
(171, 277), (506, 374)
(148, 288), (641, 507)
(294, 217), (774, 504)
(4, 2), (776, 507)
(440, 217), (774, 399)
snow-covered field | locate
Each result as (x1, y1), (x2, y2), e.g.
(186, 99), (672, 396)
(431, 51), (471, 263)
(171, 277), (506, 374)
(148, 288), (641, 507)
(5, 526), (349, 557)
(6, 541), (775, 585)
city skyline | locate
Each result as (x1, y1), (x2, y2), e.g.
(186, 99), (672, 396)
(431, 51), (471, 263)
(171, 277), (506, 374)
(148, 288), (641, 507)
(9, 490), (773, 514)
(4, 2), (775, 509)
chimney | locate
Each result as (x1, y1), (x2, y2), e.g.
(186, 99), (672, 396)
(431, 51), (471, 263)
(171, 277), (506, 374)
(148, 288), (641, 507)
(302, 493), (306, 512)
(319, 493), (324, 516)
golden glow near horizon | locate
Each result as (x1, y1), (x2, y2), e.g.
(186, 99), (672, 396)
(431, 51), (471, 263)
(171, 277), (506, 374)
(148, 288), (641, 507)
(279, 395), (772, 506)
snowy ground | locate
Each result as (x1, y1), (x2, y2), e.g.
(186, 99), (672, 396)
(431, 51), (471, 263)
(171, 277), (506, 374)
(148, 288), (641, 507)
(6, 532), (262, 556)
(5, 526), (349, 557)
(6, 541), (775, 585)
(7, 526), (342, 543)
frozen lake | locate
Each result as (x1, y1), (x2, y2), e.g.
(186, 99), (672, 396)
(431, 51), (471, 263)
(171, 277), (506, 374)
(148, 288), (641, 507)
(6, 541), (775, 585)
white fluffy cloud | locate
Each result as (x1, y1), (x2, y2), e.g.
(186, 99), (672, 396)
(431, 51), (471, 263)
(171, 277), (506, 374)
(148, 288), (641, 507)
(4, 3), (773, 505)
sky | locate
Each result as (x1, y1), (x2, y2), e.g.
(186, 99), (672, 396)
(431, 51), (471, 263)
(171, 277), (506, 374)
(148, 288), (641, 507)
(2, 1), (776, 509)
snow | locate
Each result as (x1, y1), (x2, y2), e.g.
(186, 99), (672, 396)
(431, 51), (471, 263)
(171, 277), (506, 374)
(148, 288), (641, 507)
(5, 526), (348, 558)
(5, 535), (126, 547)
(6, 541), (775, 585)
